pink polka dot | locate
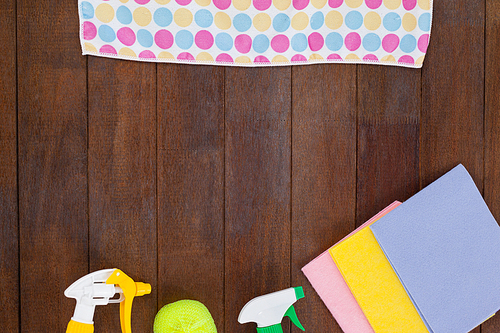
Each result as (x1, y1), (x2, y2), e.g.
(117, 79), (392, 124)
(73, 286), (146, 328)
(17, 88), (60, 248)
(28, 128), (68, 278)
(308, 32), (324, 52)
(293, 0), (309, 9)
(254, 55), (270, 63)
(216, 53), (234, 63)
(402, 0), (417, 10)
(327, 54), (342, 61)
(99, 45), (117, 54)
(155, 30), (174, 49)
(271, 35), (290, 53)
(398, 55), (414, 64)
(117, 27), (136, 46)
(291, 54), (307, 62)
(328, 0), (342, 7)
(139, 50), (156, 59)
(345, 32), (361, 51)
(382, 34), (399, 52)
(178, 52), (195, 61)
(195, 30), (214, 50)
(176, 0), (192, 5)
(365, 0), (382, 9)
(363, 54), (379, 62)
(418, 34), (430, 53)
(214, 0), (231, 9)
(254, 0), (272, 10)
(235, 34), (252, 53)
(83, 22), (97, 40)
(135, 0), (150, 3)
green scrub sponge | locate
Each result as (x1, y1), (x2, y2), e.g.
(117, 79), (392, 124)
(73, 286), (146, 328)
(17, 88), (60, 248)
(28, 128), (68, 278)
(153, 300), (217, 333)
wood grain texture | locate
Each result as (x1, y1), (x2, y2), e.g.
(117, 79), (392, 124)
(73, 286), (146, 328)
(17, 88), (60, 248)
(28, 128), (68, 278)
(483, 0), (500, 331)
(157, 64), (225, 331)
(88, 58), (157, 332)
(0, 0), (18, 331)
(356, 66), (420, 225)
(225, 67), (291, 333)
(291, 64), (356, 332)
(17, 0), (88, 331)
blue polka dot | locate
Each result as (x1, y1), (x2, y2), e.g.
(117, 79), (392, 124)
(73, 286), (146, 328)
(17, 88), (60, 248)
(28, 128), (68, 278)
(273, 13), (290, 32)
(234, 13), (252, 32)
(291, 33), (307, 52)
(310, 12), (324, 30)
(400, 34), (416, 53)
(345, 11), (363, 30)
(154, 8), (173, 27)
(253, 34), (269, 53)
(418, 13), (431, 31)
(325, 32), (343, 51)
(195, 9), (213, 28)
(176, 30), (194, 49)
(137, 29), (153, 47)
(362, 33), (381, 52)
(215, 33), (233, 51)
(383, 13), (401, 31)
(116, 6), (132, 24)
(81, 1), (94, 19)
(98, 25), (115, 43)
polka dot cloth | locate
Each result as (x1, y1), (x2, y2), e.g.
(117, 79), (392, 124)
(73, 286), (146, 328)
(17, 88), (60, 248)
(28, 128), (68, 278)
(79, 0), (433, 67)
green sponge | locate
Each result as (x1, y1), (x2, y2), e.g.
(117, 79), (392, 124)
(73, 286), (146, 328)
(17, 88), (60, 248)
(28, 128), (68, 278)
(153, 300), (218, 333)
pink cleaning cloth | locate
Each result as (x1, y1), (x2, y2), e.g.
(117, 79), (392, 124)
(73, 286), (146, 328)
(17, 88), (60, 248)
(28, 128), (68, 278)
(301, 201), (402, 333)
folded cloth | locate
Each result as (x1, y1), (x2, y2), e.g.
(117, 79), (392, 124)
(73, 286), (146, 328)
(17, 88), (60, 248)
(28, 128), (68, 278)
(78, 0), (433, 67)
(301, 201), (400, 333)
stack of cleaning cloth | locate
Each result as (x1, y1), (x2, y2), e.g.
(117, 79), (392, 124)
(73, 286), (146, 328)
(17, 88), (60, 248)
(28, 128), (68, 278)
(302, 164), (500, 333)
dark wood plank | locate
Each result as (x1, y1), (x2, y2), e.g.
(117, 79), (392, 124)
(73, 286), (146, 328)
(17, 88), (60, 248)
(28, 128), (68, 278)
(0, 0), (18, 331)
(421, 1), (484, 332)
(157, 64), (225, 331)
(225, 67), (291, 333)
(88, 58), (157, 332)
(356, 66), (420, 225)
(17, 0), (88, 330)
(291, 64), (356, 332)
(483, 0), (500, 331)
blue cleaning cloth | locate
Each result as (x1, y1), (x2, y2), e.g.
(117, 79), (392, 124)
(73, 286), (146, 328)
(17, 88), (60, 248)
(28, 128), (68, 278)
(370, 164), (500, 333)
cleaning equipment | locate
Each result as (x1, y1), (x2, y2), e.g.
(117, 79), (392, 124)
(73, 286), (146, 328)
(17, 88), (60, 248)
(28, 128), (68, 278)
(238, 287), (305, 332)
(64, 268), (151, 333)
(153, 299), (217, 333)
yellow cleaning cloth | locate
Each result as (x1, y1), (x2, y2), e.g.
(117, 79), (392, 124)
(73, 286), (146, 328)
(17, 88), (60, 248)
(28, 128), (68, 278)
(329, 228), (428, 333)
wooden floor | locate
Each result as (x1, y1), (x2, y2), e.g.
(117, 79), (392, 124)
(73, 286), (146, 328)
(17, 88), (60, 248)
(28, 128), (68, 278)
(1, 0), (500, 332)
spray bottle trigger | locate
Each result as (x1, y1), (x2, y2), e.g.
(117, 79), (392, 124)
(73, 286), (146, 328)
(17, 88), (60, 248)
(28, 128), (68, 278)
(284, 305), (305, 331)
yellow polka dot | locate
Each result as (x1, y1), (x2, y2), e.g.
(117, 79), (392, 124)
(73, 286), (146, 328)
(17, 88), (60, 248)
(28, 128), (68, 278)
(234, 0), (251, 10)
(364, 12), (381, 30)
(196, 0), (211, 5)
(84, 43), (97, 53)
(384, 0), (401, 9)
(273, 0), (291, 10)
(292, 12), (309, 30)
(158, 51), (175, 59)
(196, 52), (214, 62)
(119, 47), (136, 57)
(345, 0), (362, 8)
(402, 13), (417, 31)
(236, 56), (252, 63)
(133, 7), (152, 27)
(381, 55), (396, 63)
(272, 55), (289, 63)
(325, 11), (343, 30)
(95, 3), (114, 23)
(309, 54), (324, 60)
(174, 8), (193, 27)
(311, 0), (327, 9)
(215, 12), (231, 30)
(155, 0), (170, 3)
(120, 0), (129, 2)
(416, 55), (425, 65)
(345, 53), (360, 61)
(418, 0), (430, 10)
(253, 13), (271, 31)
